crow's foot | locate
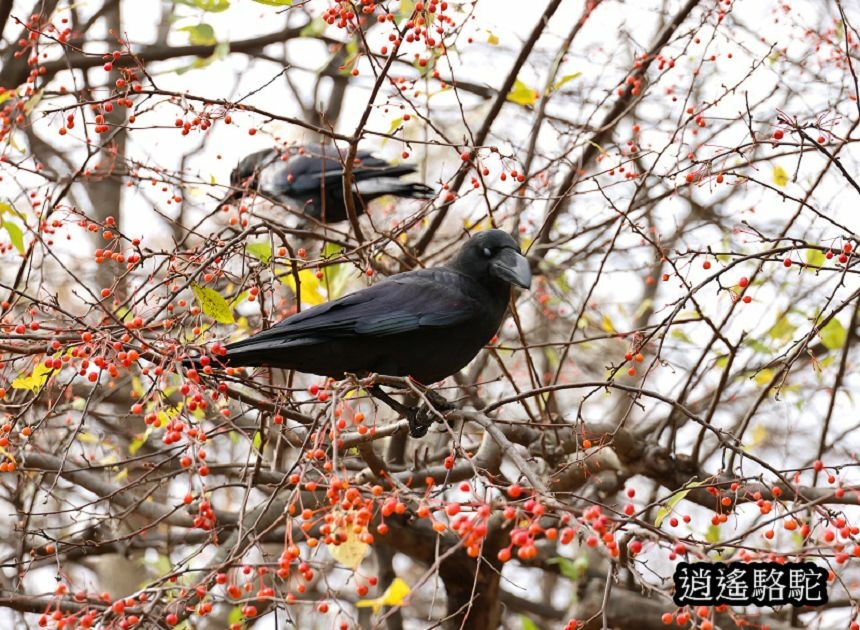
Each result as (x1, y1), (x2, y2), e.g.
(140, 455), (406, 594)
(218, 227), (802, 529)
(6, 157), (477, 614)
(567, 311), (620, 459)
(368, 385), (450, 438)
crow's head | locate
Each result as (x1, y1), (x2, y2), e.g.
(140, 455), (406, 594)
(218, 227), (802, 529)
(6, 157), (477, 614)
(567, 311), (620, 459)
(219, 149), (277, 205)
(450, 229), (532, 289)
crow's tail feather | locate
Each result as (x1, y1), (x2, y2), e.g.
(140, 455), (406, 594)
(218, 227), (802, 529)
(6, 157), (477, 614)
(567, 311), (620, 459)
(355, 179), (435, 199)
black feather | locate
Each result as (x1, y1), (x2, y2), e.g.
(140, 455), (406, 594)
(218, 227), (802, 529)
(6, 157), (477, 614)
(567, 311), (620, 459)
(221, 143), (434, 223)
(186, 230), (532, 384)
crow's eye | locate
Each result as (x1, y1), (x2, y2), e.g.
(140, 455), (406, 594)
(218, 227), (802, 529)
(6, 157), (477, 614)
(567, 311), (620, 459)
(482, 247), (493, 258)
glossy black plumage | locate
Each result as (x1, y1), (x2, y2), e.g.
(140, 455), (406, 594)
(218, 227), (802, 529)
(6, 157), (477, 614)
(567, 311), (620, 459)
(205, 230), (531, 384)
(221, 143), (434, 223)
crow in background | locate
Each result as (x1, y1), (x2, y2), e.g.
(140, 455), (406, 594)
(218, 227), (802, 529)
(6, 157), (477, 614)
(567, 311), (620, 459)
(219, 143), (435, 223)
(189, 230), (531, 435)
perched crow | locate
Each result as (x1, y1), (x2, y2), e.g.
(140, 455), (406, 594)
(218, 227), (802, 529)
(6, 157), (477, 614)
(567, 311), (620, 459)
(190, 230), (531, 435)
(220, 143), (435, 222)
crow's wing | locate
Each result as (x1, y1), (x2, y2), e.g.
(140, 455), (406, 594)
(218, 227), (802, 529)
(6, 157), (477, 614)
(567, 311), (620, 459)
(225, 269), (480, 353)
(260, 146), (416, 193)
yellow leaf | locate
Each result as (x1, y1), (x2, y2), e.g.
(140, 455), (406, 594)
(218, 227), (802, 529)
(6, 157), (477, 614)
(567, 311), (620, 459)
(387, 116), (403, 135)
(753, 368), (774, 386)
(600, 314), (616, 333)
(655, 481), (704, 527)
(507, 79), (538, 106)
(487, 31), (499, 45)
(772, 165), (789, 187)
(552, 71), (581, 92)
(587, 140), (608, 156)
(191, 283), (235, 324)
(356, 577), (411, 614)
(326, 524), (369, 570)
(282, 268), (327, 306)
(744, 424), (768, 450)
(12, 362), (54, 392)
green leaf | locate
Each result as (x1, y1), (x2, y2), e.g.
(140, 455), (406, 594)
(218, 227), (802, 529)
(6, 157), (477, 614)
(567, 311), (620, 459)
(176, 40), (229, 74)
(12, 362), (54, 392)
(252, 431), (262, 450)
(552, 71), (581, 92)
(772, 165), (789, 187)
(398, 0), (415, 19)
(191, 283), (235, 324)
(705, 523), (721, 544)
(752, 368), (775, 387)
(507, 79), (538, 106)
(519, 615), (540, 630)
(671, 329), (693, 344)
(744, 423), (768, 450)
(179, 23), (216, 45)
(820, 317), (847, 350)
(129, 426), (155, 455)
(767, 315), (797, 342)
(213, 41), (229, 59)
(655, 481), (703, 527)
(230, 290), (249, 308)
(246, 242), (272, 264)
(321, 243), (351, 299)
(22, 88), (44, 114)
(549, 555), (588, 580)
(174, 0), (230, 11)
(252, 0), (292, 5)
(228, 606), (244, 626)
(387, 116), (404, 135)
(745, 338), (771, 355)
(300, 16), (328, 37)
(1, 219), (25, 254)
(806, 249), (826, 268)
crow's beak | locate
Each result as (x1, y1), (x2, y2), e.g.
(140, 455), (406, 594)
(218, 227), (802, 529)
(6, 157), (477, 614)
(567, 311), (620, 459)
(491, 248), (532, 289)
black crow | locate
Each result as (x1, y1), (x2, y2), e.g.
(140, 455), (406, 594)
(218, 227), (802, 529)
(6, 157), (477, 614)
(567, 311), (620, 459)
(190, 230), (531, 435)
(220, 143), (434, 222)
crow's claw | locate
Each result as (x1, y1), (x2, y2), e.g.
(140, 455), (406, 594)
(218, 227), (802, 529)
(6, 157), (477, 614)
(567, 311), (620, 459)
(406, 409), (431, 438)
